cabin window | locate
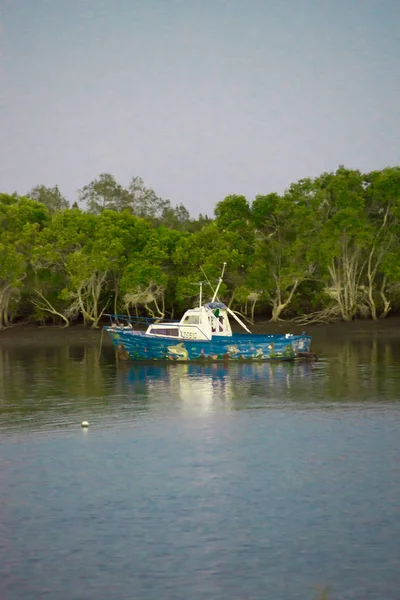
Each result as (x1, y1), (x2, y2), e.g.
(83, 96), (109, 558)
(151, 328), (179, 337)
(184, 315), (200, 324)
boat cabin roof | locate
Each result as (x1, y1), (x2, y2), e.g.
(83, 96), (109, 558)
(203, 302), (227, 310)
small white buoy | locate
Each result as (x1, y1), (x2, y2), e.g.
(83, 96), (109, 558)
(81, 421), (89, 428)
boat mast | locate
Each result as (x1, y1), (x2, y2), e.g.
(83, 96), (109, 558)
(212, 262), (227, 302)
(201, 262), (252, 334)
(195, 282), (203, 308)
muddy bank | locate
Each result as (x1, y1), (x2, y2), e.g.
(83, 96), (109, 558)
(0, 324), (114, 348)
(2, 317), (400, 349)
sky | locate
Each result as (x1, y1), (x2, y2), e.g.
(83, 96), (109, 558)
(0, 0), (399, 216)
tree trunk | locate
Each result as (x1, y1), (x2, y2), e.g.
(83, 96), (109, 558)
(250, 299), (256, 322)
(270, 279), (299, 322)
(31, 291), (70, 327)
(271, 302), (285, 321)
(0, 285), (13, 328)
(379, 277), (391, 319)
(113, 277), (119, 315)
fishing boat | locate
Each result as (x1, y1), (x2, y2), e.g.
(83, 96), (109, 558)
(104, 265), (314, 362)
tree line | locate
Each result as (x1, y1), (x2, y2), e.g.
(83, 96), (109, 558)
(1, 166), (400, 329)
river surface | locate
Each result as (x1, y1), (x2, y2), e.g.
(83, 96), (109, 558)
(1, 322), (400, 600)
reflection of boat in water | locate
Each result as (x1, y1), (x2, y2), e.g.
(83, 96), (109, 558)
(117, 361), (316, 412)
(105, 265), (314, 363)
(119, 361), (315, 385)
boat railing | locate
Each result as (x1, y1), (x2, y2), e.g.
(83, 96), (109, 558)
(105, 313), (180, 327)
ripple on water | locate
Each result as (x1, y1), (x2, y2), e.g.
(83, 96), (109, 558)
(1, 340), (400, 599)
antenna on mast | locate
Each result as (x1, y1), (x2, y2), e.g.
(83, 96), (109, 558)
(212, 262), (227, 302)
(200, 266), (214, 295)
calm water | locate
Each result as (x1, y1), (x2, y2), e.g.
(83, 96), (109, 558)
(1, 324), (400, 600)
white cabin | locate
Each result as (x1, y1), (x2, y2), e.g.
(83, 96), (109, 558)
(146, 302), (233, 341)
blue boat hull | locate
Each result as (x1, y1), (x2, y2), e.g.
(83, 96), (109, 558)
(105, 329), (312, 362)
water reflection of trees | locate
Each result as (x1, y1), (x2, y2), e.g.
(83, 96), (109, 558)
(0, 345), (111, 429)
(324, 339), (400, 401)
(115, 339), (400, 409)
(1, 337), (400, 432)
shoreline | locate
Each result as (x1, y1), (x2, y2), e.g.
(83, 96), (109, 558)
(2, 317), (400, 348)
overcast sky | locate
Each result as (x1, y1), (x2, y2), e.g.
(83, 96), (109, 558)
(0, 0), (399, 215)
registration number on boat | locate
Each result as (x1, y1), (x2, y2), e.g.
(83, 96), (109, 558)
(182, 331), (197, 339)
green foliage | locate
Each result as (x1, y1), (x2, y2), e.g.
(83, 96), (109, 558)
(1, 165), (400, 326)
(27, 185), (69, 212)
(215, 194), (251, 230)
(0, 195), (50, 326)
